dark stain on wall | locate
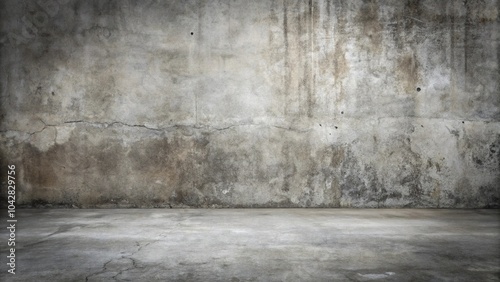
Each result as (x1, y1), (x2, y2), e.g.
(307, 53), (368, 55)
(397, 52), (420, 95)
(340, 148), (378, 207)
(356, 0), (383, 52)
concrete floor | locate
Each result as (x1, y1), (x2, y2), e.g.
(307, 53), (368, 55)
(0, 209), (499, 281)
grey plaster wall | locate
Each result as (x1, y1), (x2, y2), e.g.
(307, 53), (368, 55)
(0, 0), (499, 208)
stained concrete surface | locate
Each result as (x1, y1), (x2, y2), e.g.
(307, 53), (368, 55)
(1, 0), (499, 208)
(0, 209), (499, 281)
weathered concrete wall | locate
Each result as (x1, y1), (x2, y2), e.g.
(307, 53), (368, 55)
(0, 0), (499, 208)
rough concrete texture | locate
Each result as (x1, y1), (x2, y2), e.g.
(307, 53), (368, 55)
(0, 209), (499, 281)
(0, 0), (499, 208)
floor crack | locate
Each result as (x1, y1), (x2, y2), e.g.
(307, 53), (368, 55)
(109, 241), (153, 280)
(85, 259), (113, 282)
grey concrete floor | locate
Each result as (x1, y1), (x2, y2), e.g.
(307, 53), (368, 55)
(0, 209), (499, 282)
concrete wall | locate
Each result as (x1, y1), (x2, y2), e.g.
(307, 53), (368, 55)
(1, 0), (499, 208)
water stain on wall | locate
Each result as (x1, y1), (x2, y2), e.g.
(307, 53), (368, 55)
(397, 51), (420, 95)
(356, 0), (383, 53)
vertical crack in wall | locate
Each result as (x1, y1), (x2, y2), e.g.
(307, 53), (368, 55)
(464, 0), (470, 77)
(450, 2), (456, 114)
(283, 0), (290, 117)
(308, 0), (314, 118)
(195, 0), (204, 126)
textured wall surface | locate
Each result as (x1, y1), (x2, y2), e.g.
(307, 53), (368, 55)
(0, 0), (499, 208)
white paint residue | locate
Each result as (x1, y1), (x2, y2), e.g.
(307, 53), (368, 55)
(358, 272), (396, 279)
(55, 125), (74, 145)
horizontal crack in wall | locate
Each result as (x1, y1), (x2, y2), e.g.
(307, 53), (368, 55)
(0, 119), (314, 136)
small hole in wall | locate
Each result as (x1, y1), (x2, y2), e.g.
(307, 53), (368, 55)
(417, 87), (421, 92)
(341, 111), (344, 114)
(462, 121), (465, 124)
(51, 91), (55, 96)
(335, 126), (338, 129)
(190, 32), (194, 35)
(319, 124), (322, 127)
